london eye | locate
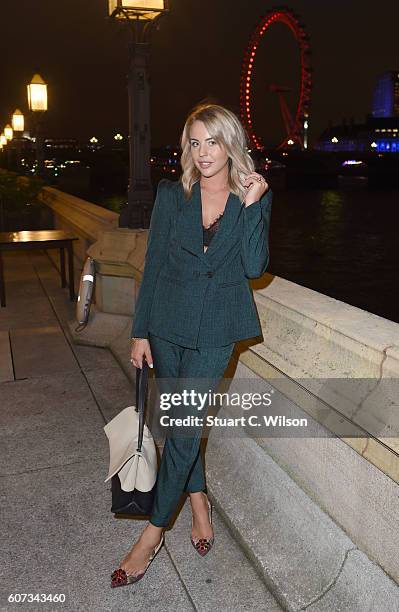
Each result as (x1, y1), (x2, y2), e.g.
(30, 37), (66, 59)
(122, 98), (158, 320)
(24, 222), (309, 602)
(240, 6), (312, 151)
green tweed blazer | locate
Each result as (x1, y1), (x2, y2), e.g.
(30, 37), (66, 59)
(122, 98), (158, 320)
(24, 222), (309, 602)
(131, 178), (273, 348)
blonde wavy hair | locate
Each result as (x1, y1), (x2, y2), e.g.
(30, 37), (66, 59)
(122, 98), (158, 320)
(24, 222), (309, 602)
(179, 102), (255, 203)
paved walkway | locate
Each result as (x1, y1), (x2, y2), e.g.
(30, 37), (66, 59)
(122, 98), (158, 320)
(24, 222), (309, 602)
(0, 250), (282, 612)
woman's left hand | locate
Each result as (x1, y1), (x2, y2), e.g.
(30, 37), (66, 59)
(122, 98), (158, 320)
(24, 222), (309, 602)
(242, 172), (269, 208)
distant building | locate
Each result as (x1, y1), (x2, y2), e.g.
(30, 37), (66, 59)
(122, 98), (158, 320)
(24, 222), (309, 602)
(315, 117), (399, 153)
(45, 138), (79, 151)
(316, 71), (399, 153)
(43, 139), (82, 164)
(372, 71), (399, 118)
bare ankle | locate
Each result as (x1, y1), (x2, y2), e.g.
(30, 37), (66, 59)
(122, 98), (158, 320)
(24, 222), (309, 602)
(189, 491), (207, 500)
(140, 523), (164, 543)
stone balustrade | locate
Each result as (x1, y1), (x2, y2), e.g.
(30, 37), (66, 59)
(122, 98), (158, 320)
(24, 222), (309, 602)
(38, 186), (119, 270)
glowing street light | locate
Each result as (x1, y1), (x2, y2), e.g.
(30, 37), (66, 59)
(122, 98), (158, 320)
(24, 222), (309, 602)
(109, 0), (167, 20)
(90, 136), (99, 144)
(27, 74), (48, 111)
(371, 141), (377, 149)
(114, 133), (123, 141)
(0, 134), (7, 146)
(331, 136), (338, 143)
(12, 109), (24, 133)
(303, 113), (309, 149)
(287, 139), (294, 145)
(4, 125), (13, 141)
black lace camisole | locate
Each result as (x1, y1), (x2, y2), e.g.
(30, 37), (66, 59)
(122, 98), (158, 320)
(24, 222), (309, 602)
(203, 212), (224, 248)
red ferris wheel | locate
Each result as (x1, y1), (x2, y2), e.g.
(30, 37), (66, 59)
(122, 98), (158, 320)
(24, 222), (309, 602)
(240, 7), (312, 150)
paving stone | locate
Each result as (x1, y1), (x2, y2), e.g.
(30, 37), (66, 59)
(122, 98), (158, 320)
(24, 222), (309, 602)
(0, 459), (193, 612)
(0, 296), (57, 331)
(10, 327), (79, 379)
(71, 345), (121, 373)
(166, 498), (283, 612)
(0, 372), (106, 475)
(307, 549), (399, 612)
(83, 367), (136, 423)
(0, 331), (13, 382)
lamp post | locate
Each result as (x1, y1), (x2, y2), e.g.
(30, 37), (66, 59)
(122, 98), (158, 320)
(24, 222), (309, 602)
(12, 109), (25, 171)
(0, 134), (7, 174)
(3, 125), (13, 170)
(109, 0), (169, 228)
(27, 73), (48, 175)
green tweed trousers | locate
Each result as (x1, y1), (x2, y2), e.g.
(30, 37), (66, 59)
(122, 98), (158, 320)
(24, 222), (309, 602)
(148, 331), (235, 528)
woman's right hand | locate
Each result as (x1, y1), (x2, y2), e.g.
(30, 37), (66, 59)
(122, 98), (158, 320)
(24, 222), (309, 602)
(130, 338), (153, 369)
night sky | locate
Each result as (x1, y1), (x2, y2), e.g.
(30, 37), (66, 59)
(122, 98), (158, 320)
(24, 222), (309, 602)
(1, 1), (398, 147)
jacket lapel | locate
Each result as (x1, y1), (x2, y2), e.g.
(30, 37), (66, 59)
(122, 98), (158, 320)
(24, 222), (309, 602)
(177, 180), (207, 263)
(177, 180), (244, 265)
(204, 191), (243, 258)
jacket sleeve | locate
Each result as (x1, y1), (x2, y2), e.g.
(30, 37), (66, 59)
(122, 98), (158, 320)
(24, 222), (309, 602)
(131, 179), (175, 338)
(241, 187), (273, 279)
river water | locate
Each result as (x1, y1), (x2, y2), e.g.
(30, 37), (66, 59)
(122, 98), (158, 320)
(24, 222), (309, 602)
(269, 188), (399, 324)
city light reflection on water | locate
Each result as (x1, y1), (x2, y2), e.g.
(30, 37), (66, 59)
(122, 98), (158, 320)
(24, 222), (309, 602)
(268, 188), (399, 324)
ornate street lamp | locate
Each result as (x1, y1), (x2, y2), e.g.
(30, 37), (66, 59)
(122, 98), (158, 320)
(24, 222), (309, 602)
(27, 74), (48, 111)
(27, 73), (48, 174)
(4, 125), (13, 141)
(0, 134), (7, 147)
(108, 0), (169, 228)
(109, 0), (166, 19)
(12, 109), (25, 133)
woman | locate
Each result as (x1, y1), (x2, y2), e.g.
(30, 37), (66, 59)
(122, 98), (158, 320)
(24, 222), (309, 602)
(111, 102), (272, 587)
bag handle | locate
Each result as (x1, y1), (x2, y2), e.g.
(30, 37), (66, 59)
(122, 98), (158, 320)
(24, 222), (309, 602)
(135, 359), (149, 452)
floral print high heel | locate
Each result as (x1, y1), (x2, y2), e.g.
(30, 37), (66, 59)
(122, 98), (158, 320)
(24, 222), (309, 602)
(111, 534), (164, 588)
(190, 493), (214, 557)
